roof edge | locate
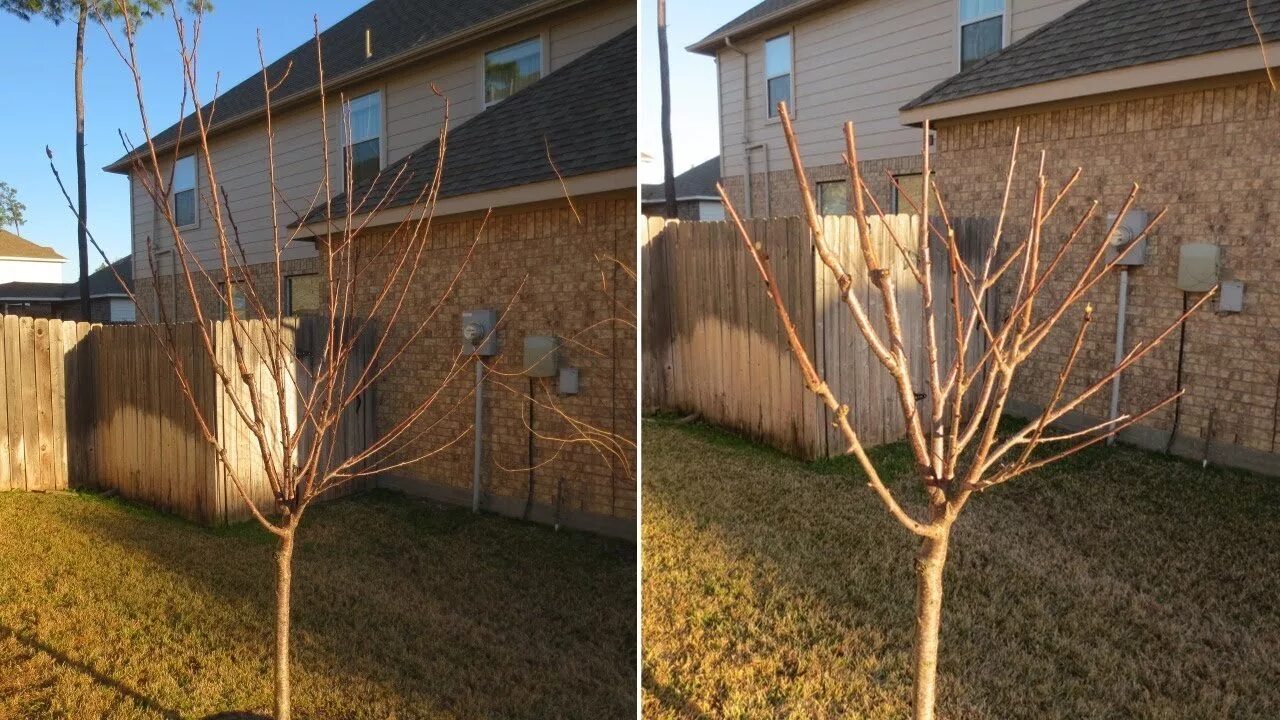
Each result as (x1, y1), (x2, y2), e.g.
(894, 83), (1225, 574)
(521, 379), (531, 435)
(900, 42), (1280, 125)
(687, 0), (832, 55)
(105, 0), (588, 174)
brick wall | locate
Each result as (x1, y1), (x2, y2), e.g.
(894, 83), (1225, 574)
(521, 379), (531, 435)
(325, 193), (637, 536)
(933, 76), (1280, 472)
(720, 154), (924, 218)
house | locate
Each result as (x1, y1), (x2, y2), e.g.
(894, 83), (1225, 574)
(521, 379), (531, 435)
(0, 229), (65, 285)
(688, 0), (1092, 217)
(695, 0), (1280, 473)
(0, 256), (135, 323)
(106, 0), (636, 536)
(900, 0), (1280, 474)
(641, 156), (726, 220)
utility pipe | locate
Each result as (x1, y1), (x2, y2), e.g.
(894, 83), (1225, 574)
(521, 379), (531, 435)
(472, 357), (485, 512)
(1107, 268), (1129, 445)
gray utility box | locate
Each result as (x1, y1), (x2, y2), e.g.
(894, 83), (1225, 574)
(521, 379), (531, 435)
(1177, 244), (1220, 292)
(1105, 210), (1148, 266)
(1218, 280), (1244, 313)
(462, 309), (499, 356)
(523, 335), (559, 377)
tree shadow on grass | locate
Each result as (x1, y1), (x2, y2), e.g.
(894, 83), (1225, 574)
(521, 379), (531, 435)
(26, 489), (635, 720)
(642, 418), (1280, 719)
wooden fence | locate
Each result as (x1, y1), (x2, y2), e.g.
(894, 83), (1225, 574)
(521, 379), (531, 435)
(0, 316), (373, 524)
(642, 214), (995, 459)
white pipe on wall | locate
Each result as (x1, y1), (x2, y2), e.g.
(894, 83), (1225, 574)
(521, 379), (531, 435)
(1107, 268), (1130, 446)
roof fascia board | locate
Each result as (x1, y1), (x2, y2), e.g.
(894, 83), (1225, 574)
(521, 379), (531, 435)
(688, 0), (833, 55)
(0, 256), (66, 263)
(901, 42), (1280, 125)
(295, 167), (635, 238)
(105, 0), (586, 174)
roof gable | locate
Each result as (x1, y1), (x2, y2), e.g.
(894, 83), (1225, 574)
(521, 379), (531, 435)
(641, 156), (721, 202)
(904, 0), (1280, 112)
(0, 230), (65, 262)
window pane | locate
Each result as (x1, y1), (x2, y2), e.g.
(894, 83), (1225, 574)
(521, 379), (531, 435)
(485, 37), (541, 104)
(765, 34), (791, 78)
(174, 188), (195, 226)
(818, 181), (848, 215)
(894, 174), (925, 214)
(347, 138), (380, 186)
(223, 284), (249, 319)
(173, 154), (195, 192)
(767, 75), (791, 118)
(959, 0), (1003, 22)
(287, 274), (321, 315)
(961, 15), (1003, 69)
(347, 92), (381, 144)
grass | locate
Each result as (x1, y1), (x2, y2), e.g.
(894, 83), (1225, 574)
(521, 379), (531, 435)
(0, 489), (635, 719)
(642, 416), (1280, 719)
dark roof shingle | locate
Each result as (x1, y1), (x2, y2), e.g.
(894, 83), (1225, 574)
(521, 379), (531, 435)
(0, 256), (132, 301)
(689, 0), (821, 53)
(300, 28), (636, 225)
(905, 0), (1280, 111)
(641, 156), (720, 202)
(106, 0), (555, 172)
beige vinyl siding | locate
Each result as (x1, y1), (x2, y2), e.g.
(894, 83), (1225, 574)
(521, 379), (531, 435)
(132, 0), (632, 280)
(1010, 0), (1088, 41)
(716, 0), (1087, 178)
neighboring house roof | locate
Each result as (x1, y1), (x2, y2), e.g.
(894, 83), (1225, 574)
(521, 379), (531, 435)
(904, 0), (1280, 111)
(0, 256), (132, 302)
(104, 0), (581, 173)
(298, 27), (636, 226)
(688, 0), (831, 54)
(0, 230), (65, 262)
(641, 156), (721, 203)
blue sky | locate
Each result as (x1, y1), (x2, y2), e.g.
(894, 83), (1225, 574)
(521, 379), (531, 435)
(0, 1), (365, 281)
(639, 0), (755, 185)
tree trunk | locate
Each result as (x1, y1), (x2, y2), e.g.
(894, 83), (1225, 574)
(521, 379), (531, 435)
(656, 0), (678, 219)
(75, 6), (91, 321)
(274, 529), (296, 720)
(912, 531), (949, 720)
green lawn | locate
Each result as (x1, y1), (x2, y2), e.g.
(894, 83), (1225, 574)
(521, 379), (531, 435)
(0, 489), (635, 719)
(642, 417), (1280, 719)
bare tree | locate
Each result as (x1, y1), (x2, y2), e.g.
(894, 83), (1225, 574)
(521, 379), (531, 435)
(717, 102), (1216, 720)
(44, 4), (626, 718)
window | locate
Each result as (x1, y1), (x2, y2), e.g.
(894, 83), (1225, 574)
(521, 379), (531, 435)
(222, 282), (249, 320)
(893, 173), (927, 214)
(765, 33), (792, 118)
(173, 153), (197, 227)
(286, 274), (322, 316)
(485, 37), (541, 105)
(344, 91), (382, 187)
(959, 0), (1004, 70)
(817, 180), (848, 215)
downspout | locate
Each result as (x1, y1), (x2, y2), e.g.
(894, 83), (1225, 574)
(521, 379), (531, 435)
(724, 38), (770, 217)
(472, 357), (485, 512)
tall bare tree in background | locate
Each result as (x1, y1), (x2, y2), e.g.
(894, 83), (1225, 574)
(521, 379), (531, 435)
(0, 0), (209, 319)
(656, 0), (677, 218)
(45, 3), (628, 717)
(719, 102), (1216, 720)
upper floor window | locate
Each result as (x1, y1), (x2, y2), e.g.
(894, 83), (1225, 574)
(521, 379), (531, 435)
(344, 91), (382, 187)
(173, 153), (197, 228)
(817, 180), (848, 215)
(959, 0), (1004, 70)
(765, 33), (792, 118)
(485, 37), (542, 105)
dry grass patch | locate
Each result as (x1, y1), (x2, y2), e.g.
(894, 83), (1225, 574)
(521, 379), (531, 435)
(0, 489), (634, 719)
(642, 417), (1280, 719)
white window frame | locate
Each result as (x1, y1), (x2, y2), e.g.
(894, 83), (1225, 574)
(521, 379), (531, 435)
(342, 89), (385, 187)
(956, 0), (1011, 72)
(763, 31), (794, 122)
(172, 152), (198, 230)
(480, 32), (549, 108)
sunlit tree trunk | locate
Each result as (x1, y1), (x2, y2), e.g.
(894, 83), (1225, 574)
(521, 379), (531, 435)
(911, 532), (949, 720)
